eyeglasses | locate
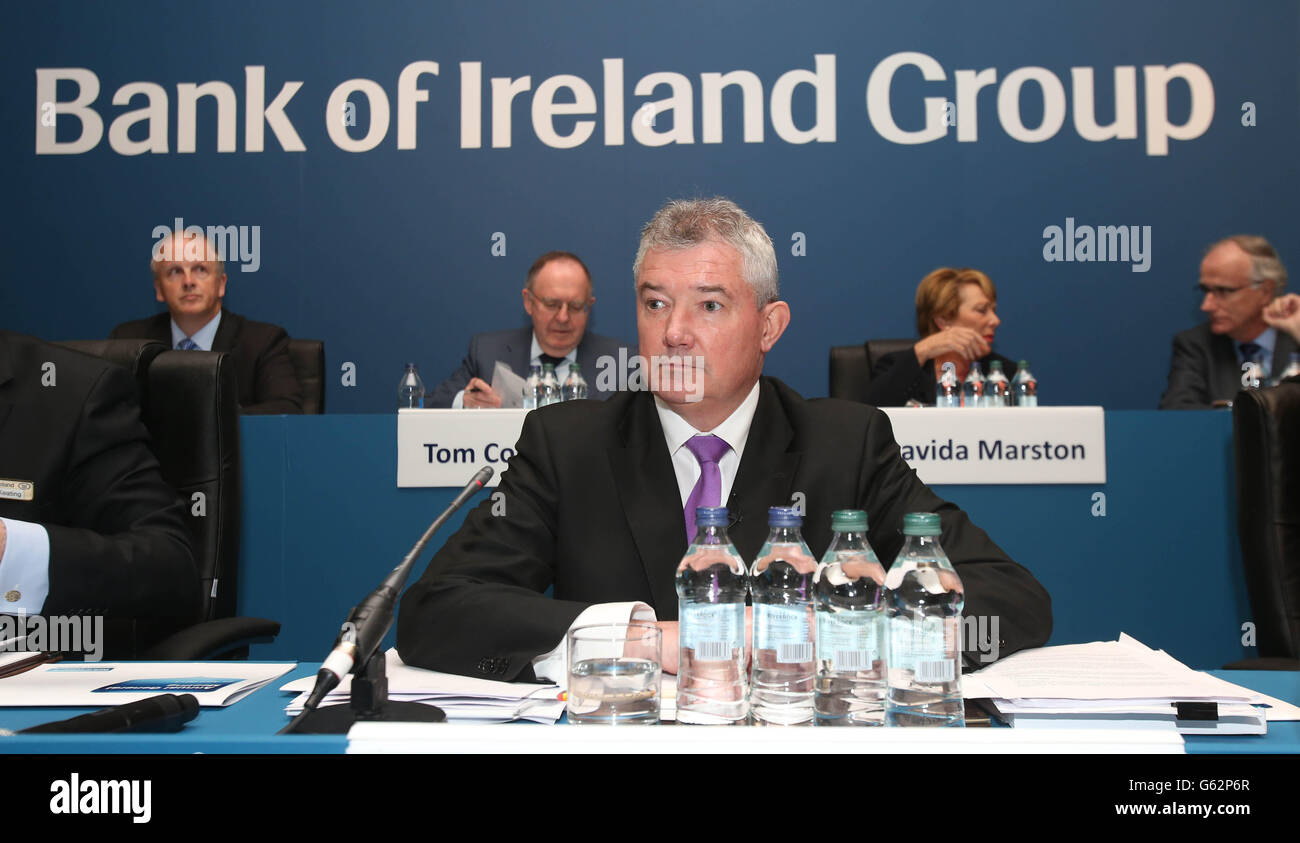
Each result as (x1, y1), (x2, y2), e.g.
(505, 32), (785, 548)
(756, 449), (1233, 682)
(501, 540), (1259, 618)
(1195, 280), (1266, 300)
(528, 291), (592, 314)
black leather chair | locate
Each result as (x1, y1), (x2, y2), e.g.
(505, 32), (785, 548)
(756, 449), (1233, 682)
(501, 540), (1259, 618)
(829, 338), (915, 402)
(58, 339), (166, 409)
(1227, 382), (1300, 669)
(59, 342), (279, 658)
(288, 338), (325, 414)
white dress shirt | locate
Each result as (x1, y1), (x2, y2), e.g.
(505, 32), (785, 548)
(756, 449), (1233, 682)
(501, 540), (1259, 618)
(530, 381), (762, 685)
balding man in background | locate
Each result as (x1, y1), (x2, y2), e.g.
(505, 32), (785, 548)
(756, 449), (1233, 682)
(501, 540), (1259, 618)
(1161, 235), (1296, 409)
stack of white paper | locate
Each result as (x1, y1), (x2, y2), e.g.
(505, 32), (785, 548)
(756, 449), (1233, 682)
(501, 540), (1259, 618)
(281, 650), (565, 724)
(962, 634), (1300, 734)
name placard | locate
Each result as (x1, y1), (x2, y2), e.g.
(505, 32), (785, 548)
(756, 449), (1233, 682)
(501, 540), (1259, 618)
(396, 406), (1106, 487)
(396, 408), (527, 487)
(881, 406), (1106, 484)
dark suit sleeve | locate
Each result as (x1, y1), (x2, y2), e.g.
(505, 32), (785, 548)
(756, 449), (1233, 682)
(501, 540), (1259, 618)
(856, 409), (1053, 664)
(242, 326), (303, 414)
(427, 335), (483, 409)
(41, 364), (199, 624)
(1160, 332), (1212, 409)
(396, 411), (591, 681)
(864, 348), (927, 407)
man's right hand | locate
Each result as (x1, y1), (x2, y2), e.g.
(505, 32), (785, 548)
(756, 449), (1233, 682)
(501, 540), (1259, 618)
(913, 326), (990, 365)
(0, 518), (6, 564)
(463, 377), (503, 408)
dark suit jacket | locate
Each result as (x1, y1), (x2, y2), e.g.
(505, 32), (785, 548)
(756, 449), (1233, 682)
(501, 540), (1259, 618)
(0, 332), (199, 656)
(1160, 323), (1298, 409)
(866, 348), (1021, 407)
(428, 326), (630, 408)
(397, 376), (1053, 681)
(110, 310), (303, 414)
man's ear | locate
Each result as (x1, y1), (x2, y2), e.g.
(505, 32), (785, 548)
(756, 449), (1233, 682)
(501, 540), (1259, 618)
(521, 288), (533, 316)
(758, 301), (791, 352)
(154, 278), (165, 304)
(216, 273), (227, 301)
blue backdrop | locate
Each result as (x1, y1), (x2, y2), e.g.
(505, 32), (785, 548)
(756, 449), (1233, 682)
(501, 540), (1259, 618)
(3, 1), (1296, 410)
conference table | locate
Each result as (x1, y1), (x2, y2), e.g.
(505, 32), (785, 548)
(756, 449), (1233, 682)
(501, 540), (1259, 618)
(2, 663), (1296, 754)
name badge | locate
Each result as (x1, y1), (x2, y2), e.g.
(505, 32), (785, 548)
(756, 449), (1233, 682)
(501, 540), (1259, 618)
(0, 479), (35, 501)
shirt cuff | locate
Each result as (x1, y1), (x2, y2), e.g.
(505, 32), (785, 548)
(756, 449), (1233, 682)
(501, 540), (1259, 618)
(451, 389), (465, 409)
(530, 601), (656, 687)
(0, 517), (51, 615)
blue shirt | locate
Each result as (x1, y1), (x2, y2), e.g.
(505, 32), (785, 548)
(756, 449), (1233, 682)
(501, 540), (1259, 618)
(170, 311), (222, 351)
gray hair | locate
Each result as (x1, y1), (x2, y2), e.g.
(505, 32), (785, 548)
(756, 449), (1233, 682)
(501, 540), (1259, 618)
(151, 230), (225, 280)
(633, 197), (779, 306)
(1209, 234), (1287, 296)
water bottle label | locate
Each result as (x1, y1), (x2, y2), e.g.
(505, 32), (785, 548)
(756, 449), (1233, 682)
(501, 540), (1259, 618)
(680, 603), (743, 662)
(755, 604), (812, 662)
(817, 613), (879, 672)
(888, 616), (955, 682)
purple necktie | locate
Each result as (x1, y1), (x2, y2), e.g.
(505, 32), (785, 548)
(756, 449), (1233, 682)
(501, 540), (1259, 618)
(683, 434), (731, 543)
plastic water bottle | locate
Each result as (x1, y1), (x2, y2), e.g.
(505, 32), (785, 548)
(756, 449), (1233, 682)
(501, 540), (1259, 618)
(1274, 352), (1300, 386)
(885, 513), (965, 727)
(1012, 360), (1038, 407)
(962, 362), (985, 408)
(986, 360), (1011, 407)
(676, 506), (749, 725)
(522, 363), (542, 410)
(814, 510), (887, 726)
(398, 363), (425, 409)
(539, 363), (561, 407)
(750, 506), (817, 726)
(562, 363), (589, 401)
(935, 361), (960, 408)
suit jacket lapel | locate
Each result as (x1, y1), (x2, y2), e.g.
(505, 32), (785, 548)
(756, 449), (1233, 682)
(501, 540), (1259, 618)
(607, 393), (691, 612)
(211, 310), (239, 353)
(1211, 334), (1240, 399)
(507, 326), (532, 377)
(726, 379), (799, 561)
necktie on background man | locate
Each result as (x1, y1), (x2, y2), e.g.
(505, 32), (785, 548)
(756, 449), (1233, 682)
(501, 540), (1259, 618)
(683, 434), (731, 543)
(538, 353), (566, 369)
(176, 338), (199, 351)
(1240, 341), (1266, 379)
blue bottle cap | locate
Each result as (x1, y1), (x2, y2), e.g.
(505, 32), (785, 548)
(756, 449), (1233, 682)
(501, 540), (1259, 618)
(694, 506), (729, 527)
(767, 506), (802, 527)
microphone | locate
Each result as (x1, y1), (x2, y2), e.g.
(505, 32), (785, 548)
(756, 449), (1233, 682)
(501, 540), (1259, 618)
(301, 466), (494, 712)
(18, 693), (199, 734)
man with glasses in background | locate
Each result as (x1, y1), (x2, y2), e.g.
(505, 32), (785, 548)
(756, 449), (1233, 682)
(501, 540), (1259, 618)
(429, 251), (630, 408)
(1160, 235), (1295, 408)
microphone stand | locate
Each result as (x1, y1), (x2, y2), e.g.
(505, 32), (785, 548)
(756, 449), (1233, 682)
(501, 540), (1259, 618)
(288, 466), (493, 735)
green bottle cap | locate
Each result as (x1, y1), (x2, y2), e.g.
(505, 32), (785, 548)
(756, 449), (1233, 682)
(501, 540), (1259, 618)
(831, 510), (868, 531)
(902, 512), (942, 536)
(1018, 360), (1030, 368)
(542, 362), (555, 372)
(990, 360), (1004, 372)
